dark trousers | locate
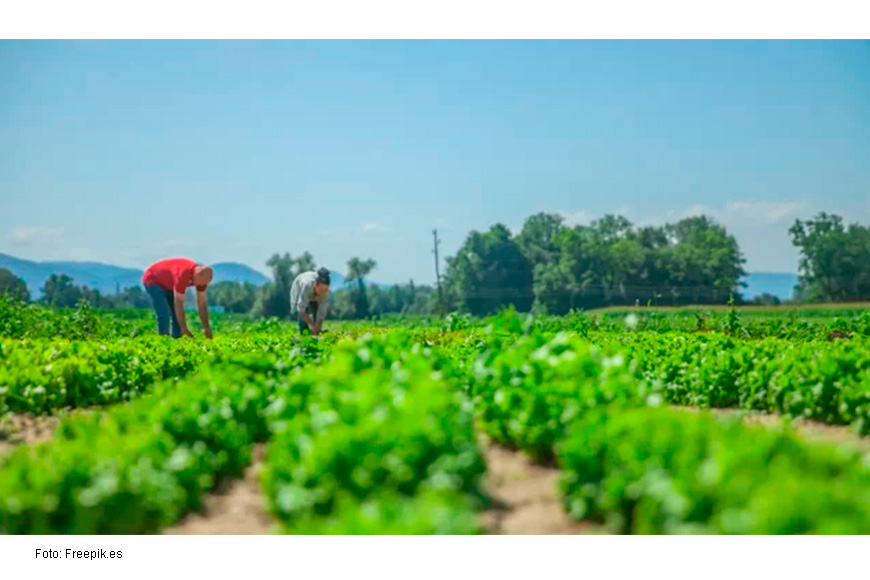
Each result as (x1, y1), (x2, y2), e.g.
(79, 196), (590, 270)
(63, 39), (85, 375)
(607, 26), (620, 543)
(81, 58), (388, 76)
(298, 300), (318, 334)
(145, 284), (182, 338)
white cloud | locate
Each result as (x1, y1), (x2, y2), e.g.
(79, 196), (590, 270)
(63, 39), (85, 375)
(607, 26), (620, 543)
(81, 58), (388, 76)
(681, 204), (710, 219)
(557, 210), (591, 227)
(676, 200), (811, 226)
(557, 208), (633, 228)
(725, 200), (810, 224)
(5, 226), (64, 246)
(360, 222), (392, 234)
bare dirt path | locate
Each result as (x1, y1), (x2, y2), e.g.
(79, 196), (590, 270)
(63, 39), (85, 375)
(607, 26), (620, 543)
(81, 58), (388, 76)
(0, 413), (63, 457)
(0, 407), (105, 458)
(478, 441), (600, 535)
(164, 444), (274, 535)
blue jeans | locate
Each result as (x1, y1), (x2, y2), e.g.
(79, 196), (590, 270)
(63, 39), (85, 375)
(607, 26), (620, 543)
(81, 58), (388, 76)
(298, 301), (318, 334)
(145, 284), (182, 338)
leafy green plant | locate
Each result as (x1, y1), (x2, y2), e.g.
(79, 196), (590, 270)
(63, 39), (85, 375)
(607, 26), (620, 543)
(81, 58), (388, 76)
(558, 407), (870, 534)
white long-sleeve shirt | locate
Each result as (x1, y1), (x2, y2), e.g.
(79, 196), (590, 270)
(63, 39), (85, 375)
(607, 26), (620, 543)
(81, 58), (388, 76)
(289, 271), (329, 322)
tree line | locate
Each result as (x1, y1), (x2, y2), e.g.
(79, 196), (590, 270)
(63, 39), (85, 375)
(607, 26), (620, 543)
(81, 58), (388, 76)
(0, 270), (155, 309)
(222, 251), (438, 319)
(438, 211), (870, 315)
(1, 211), (868, 317)
(0, 253), (439, 319)
(441, 213), (746, 316)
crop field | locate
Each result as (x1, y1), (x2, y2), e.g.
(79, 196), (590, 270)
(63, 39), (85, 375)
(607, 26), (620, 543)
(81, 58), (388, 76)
(2, 296), (870, 534)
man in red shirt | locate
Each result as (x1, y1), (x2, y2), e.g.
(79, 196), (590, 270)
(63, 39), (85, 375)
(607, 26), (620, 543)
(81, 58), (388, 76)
(142, 258), (214, 339)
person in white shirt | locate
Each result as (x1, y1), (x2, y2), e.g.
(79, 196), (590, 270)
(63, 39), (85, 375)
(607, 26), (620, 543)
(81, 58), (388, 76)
(289, 267), (331, 335)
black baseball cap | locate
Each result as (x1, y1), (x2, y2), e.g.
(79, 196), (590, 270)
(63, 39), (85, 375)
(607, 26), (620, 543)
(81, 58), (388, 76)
(316, 267), (331, 285)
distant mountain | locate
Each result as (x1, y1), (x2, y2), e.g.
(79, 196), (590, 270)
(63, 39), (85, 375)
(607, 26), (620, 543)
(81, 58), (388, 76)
(0, 253), (397, 296)
(0, 253), (144, 297)
(211, 263), (270, 286)
(741, 272), (799, 300)
(0, 253), (271, 296)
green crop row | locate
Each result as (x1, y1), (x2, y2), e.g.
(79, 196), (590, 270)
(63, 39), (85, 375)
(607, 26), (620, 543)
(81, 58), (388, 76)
(467, 331), (660, 462)
(558, 408), (870, 534)
(0, 354), (285, 533)
(0, 297), (153, 341)
(465, 330), (870, 533)
(463, 312), (870, 435)
(0, 332), (485, 534)
(447, 304), (870, 341)
(617, 334), (870, 433)
(0, 334), (334, 415)
(260, 333), (485, 534)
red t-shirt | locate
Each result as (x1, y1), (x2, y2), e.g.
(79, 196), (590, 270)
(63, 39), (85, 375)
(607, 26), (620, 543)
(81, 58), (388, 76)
(142, 258), (206, 293)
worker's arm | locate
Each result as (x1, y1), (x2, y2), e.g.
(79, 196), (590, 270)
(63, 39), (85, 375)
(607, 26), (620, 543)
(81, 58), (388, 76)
(300, 311), (316, 331)
(173, 291), (193, 337)
(313, 298), (328, 333)
(196, 289), (212, 339)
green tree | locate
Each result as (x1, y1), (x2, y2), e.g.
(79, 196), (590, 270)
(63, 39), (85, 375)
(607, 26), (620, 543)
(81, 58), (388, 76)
(790, 212), (870, 302)
(209, 281), (258, 314)
(40, 274), (81, 308)
(665, 215), (746, 304)
(513, 213), (745, 313)
(38, 274), (111, 308)
(294, 252), (316, 275)
(517, 212), (566, 264)
(253, 252), (298, 319)
(79, 286), (110, 308)
(0, 268), (30, 303)
(751, 292), (782, 306)
(544, 225), (607, 312)
(364, 281), (438, 317)
(109, 286), (152, 309)
(443, 224), (533, 315)
(346, 257), (377, 319)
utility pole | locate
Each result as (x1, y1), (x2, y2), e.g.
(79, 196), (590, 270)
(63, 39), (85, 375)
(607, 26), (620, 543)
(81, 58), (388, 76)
(432, 229), (445, 315)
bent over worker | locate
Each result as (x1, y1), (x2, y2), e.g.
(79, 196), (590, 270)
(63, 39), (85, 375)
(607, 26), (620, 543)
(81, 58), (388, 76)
(142, 257), (214, 339)
(290, 267), (331, 336)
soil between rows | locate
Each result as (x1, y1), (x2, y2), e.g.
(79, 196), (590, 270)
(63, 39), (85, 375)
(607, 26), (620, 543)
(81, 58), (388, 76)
(478, 441), (599, 535)
(164, 444), (274, 535)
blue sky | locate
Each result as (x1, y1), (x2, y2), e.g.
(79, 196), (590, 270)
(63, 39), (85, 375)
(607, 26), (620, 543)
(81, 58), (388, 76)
(1, 40), (868, 283)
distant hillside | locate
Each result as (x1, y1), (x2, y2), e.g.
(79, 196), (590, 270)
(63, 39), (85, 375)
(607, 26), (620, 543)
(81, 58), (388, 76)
(0, 253), (270, 296)
(211, 263), (270, 286)
(0, 253), (400, 296)
(0, 253), (144, 296)
(741, 272), (799, 300)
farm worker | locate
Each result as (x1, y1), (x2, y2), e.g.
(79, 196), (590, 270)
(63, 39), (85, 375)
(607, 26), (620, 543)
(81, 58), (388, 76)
(142, 258), (214, 339)
(290, 267), (331, 336)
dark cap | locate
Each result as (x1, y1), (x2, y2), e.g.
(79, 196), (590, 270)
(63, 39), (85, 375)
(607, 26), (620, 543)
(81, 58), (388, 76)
(316, 267), (331, 285)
